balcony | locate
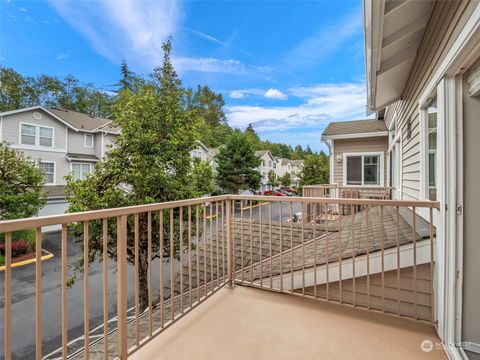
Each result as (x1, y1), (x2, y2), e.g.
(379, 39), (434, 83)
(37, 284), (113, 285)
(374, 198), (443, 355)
(0, 195), (444, 359)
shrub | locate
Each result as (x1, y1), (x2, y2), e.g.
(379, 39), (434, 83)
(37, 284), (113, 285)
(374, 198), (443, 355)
(0, 229), (36, 251)
(0, 240), (29, 257)
(0, 254), (4, 266)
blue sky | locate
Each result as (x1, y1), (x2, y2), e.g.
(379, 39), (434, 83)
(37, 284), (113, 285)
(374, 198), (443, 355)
(0, 0), (369, 152)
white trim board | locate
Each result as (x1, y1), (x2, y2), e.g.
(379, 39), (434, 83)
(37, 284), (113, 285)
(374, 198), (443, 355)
(322, 131), (388, 140)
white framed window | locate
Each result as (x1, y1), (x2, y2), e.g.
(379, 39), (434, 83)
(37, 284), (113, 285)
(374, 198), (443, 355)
(71, 162), (91, 181)
(343, 152), (384, 186)
(422, 95), (438, 201)
(84, 133), (93, 148)
(39, 161), (55, 185)
(20, 123), (54, 147)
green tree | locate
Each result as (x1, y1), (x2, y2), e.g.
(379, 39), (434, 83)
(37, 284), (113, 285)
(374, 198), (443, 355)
(267, 170), (279, 188)
(0, 141), (46, 220)
(192, 158), (216, 195)
(215, 130), (261, 193)
(299, 153), (329, 189)
(115, 60), (135, 93)
(244, 123), (261, 150)
(0, 66), (113, 117)
(66, 39), (198, 311)
(279, 172), (292, 187)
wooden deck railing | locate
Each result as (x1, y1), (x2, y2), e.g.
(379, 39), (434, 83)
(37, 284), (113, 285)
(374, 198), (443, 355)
(303, 184), (393, 200)
(0, 195), (439, 360)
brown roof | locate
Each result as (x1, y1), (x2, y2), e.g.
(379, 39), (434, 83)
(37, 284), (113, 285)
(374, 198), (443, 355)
(322, 119), (387, 137)
(44, 185), (67, 198)
(48, 108), (114, 132)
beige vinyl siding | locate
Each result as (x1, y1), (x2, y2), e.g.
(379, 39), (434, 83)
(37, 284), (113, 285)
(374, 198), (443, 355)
(332, 137), (387, 185)
(384, 0), (477, 200)
(1, 109), (67, 150)
(67, 130), (96, 155)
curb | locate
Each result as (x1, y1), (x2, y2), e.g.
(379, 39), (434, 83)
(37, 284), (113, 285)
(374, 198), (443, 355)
(0, 250), (54, 271)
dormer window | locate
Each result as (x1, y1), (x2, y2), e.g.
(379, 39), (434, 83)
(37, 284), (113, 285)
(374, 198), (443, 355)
(84, 134), (93, 148)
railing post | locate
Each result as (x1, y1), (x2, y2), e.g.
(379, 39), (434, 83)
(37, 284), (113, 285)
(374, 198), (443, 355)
(226, 199), (234, 288)
(117, 215), (128, 359)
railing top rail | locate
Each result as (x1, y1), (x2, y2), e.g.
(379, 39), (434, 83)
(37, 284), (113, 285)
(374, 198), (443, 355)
(0, 195), (230, 233)
(230, 195), (439, 208)
(303, 184), (395, 190)
(0, 194), (439, 233)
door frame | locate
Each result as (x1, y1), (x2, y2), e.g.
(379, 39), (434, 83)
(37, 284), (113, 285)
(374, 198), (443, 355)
(418, 3), (480, 358)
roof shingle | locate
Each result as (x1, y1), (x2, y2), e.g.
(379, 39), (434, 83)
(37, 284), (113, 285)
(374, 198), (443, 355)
(322, 119), (387, 137)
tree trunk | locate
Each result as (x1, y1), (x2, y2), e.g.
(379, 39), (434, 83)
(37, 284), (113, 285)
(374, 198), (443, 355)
(138, 250), (149, 313)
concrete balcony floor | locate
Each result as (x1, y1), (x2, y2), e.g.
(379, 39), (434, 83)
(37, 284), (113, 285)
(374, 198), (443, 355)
(131, 286), (446, 360)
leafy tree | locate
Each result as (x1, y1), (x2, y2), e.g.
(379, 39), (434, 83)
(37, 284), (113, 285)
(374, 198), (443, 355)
(215, 130), (261, 193)
(192, 158), (215, 195)
(267, 170), (279, 188)
(66, 39), (198, 311)
(0, 66), (113, 117)
(0, 141), (46, 220)
(299, 152), (329, 189)
(279, 172), (292, 187)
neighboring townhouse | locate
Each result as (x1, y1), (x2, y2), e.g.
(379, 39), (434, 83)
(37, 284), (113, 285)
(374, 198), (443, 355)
(289, 159), (304, 186)
(321, 119), (388, 196)
(190, 141), (216, 169)
(255, 150), (277, 192)
(275, 158), (292, 178)
(364, 0), (480, 356)
(0, 106), (119, 215)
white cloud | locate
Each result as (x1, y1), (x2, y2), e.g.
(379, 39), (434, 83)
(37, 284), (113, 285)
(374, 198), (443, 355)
(48, 0), (180, 66)
(284, 8), (362, 68)
(226, 83), (368, 132)
(264, 88), (287, 100)
(56, 53), (69, 61)
(174, 57), (246, 74)
(48, 0), (255, 75)
(229, 91), (246, 99)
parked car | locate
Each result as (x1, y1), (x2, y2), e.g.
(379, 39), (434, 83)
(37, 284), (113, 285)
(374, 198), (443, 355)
(282, 187), (297, 194)
(264, 190), (288, 196)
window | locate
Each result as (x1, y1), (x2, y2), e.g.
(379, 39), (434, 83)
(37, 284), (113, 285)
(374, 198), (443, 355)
(273, 162), (276, 169)
(71, 163), (91, 181)
(262, 160), (265, 166)
(425, 96), (437, 201)
(345, 154), (382, 186)
(84, 134), (93, 148)
(20, 123), (54, 147)
(39, 161), (55, 184)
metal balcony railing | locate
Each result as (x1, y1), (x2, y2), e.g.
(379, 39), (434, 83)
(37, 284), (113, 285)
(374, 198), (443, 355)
(0, 195), (439, 360)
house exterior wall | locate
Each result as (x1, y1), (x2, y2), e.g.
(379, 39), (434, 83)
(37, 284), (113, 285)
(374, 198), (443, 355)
(383, 0), (477, 201)
(0, 108), (117, 187)
(67, 130), (96, 155)
(1, 109), (68, 151)
(332, 137), (387, 186)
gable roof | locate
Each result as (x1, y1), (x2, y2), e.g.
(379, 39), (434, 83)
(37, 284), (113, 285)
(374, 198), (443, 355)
(322, 119), (387, 140)
(0, 106), (118, 134)
(48, 108), (115, 133)
(255, 150), (276, 161)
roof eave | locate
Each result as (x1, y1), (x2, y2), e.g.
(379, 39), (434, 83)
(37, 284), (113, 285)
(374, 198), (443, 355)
(322, 131), (388, 141)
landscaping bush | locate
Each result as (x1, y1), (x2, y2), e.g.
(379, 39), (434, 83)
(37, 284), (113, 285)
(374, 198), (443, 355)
(0, 229), (36, 251)
(0, 254), (4, 266)
(0, 240), (29, 257)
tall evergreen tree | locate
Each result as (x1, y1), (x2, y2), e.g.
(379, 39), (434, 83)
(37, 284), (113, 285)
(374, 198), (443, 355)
(216, 130), (261, 193)
(116, 60), (135, 93)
